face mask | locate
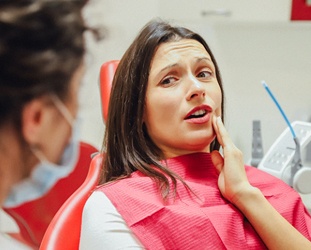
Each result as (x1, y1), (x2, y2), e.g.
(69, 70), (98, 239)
(4, 95), (81, 208)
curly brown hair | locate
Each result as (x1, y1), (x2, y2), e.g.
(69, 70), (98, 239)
(0, 0), (88, 130)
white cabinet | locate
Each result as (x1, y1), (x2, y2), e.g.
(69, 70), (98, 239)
(159, 0), (292, 22)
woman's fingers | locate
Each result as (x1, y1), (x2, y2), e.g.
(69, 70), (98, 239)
(212, 115), (248, 201)
(213, 116), (234, 149)
(212, 116), (223, 146)
(210, 150), (224, 174)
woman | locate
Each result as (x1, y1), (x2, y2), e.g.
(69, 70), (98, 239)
(0, 0), (88, 206)
(80, 19), (311, 249)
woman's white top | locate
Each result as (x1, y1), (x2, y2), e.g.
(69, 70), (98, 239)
(79, 191), (144, 249)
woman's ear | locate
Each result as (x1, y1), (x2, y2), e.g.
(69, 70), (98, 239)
(21, 97), (51, 145)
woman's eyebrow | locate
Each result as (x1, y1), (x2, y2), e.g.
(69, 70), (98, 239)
(195, 56), (212, 63)
(156, 56), (213, 76)
(157, 63), (178, 75)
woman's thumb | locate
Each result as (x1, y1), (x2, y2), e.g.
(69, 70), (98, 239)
(211, 150), (224, 174)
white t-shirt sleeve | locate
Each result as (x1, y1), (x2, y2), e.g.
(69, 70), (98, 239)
(79, 191), (144, 249)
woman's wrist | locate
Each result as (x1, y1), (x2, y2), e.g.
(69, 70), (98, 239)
(231, 184), (264, 214)
(230, 183), (311, 250)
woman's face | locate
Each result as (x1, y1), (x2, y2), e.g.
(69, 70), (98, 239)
(23, 63), (84, 173)
(144, 39), (222, 159)
(0, 63), (84, 204)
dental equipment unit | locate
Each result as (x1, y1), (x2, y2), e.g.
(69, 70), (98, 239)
(255, 81), (311, 209)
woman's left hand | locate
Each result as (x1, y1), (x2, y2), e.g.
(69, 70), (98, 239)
(210, 116), (255, 205)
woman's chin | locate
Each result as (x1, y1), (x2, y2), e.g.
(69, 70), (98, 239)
(184, 140), (213, 152)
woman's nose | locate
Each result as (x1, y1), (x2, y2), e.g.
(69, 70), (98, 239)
(186, 77), (205, 101)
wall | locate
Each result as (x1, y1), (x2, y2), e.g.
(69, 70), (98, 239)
(196, 21), (311, 162)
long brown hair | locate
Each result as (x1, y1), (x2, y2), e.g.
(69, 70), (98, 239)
(101, 19), (224, 198)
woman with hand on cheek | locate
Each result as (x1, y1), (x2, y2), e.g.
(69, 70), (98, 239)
(80, 19), (311, 249)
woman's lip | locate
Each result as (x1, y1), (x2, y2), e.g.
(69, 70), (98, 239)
(184, 105), (213, 119)
(185, 112), (211, 124)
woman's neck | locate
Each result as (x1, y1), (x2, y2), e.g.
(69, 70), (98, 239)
(0, 125), (27, 205)
(161, 152), (217, 182)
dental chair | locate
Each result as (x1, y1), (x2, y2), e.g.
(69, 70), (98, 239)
(3, 141), (98, 249)
(39, 153), (102, 250)
(39, 60), (119, 249)
(99, 60), (119, 122)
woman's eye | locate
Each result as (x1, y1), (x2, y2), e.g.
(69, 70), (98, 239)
(197, 71), (211, 78)
(161, 76), (176, 85)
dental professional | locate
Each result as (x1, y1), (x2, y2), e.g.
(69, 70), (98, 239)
(0, 0), (89, 207)
(80, 19), (311, 249)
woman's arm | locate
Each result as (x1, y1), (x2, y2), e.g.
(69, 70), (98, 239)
(211, 116), (311, 250)
(79, 191), (144, 249)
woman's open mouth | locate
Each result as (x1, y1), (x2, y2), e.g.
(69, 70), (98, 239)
(184, 105), (212, 124)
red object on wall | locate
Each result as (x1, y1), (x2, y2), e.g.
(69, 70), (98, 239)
(291, 0), (311, 20)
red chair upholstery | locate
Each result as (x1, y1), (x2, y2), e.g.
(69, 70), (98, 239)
(99, 60), (119, 122)
(3, 141), (98, 249)
(37, 60), (118, 249)
(39, 153), (103, 250)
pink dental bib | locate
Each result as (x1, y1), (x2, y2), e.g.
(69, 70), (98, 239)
(98, 153), (311, 249)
